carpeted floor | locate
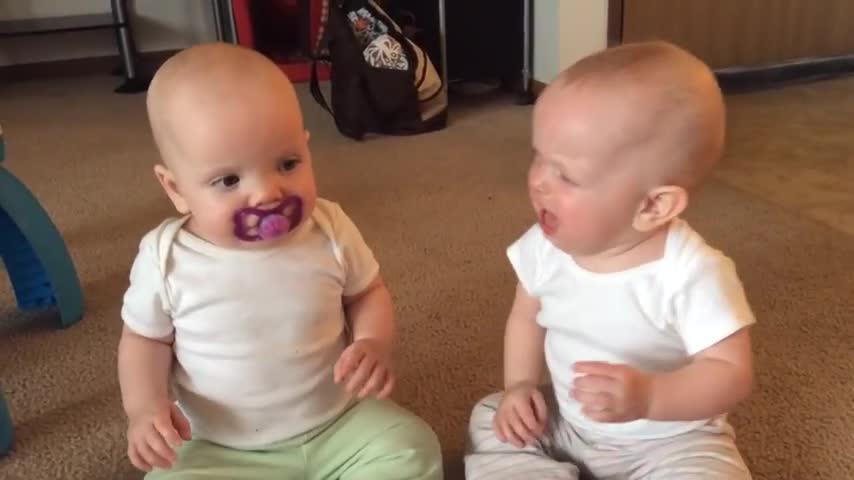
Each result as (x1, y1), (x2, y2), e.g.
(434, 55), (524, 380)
(0, 73), (853, 480)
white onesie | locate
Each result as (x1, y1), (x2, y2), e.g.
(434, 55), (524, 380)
(507, 217), (756, 440)
(121, 199), (379, 449)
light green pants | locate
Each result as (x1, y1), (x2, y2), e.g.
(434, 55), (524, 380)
(146, 399), (443, 480)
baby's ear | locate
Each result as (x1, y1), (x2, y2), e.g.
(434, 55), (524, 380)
(632, 185), (688, 233)
(154, 164), (190, 215)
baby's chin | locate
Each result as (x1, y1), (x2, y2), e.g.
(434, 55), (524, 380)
(196, 234), (285, 252)
(185, 221), (293, 251)
(232, 226), (301, 250)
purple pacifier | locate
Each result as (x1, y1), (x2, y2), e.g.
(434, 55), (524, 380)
(233, 196), (303, 242)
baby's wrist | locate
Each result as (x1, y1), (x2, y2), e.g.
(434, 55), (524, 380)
(504, 379), (538, 392)
(123, 397), (172, 420)
(642, 373), (660, 419)
(353, 335), (393, 357)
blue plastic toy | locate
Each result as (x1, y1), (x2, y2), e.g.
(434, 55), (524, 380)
(0, 124), (85, 456)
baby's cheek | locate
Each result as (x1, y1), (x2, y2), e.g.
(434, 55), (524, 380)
(561, 204), (603, 241)
(556, 198), (586, 224)
(206, 206), (240, 238)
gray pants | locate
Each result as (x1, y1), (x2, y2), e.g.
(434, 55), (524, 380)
(464, 391), (752, 480)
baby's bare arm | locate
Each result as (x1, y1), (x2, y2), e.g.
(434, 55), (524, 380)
(504, 283), (546, 389)
(343, 275), (395, 354)
(647, 328), (753, 421)
(118, 325), (174, 417)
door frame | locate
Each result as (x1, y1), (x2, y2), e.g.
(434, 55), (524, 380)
(607, 0), (624, 46)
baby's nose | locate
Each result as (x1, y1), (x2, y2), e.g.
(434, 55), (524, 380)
(251, 180), (284, 207)
(529, 172), (549, 194)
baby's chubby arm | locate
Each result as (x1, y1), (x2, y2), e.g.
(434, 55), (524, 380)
(118, 326), (191, 471)
(643, 255), (757, 421)
(342, 274), (395, 354)
(503, 282), (546, 390)
(575, 254), (755, 423)
(573, 327), (754, 423)
(118, 326), (174, 417)
(333, 274), (397, 398)
(493, 283), (550, 447)
(646, 326), (753, 421)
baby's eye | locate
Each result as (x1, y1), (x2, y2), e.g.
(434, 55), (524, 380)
(279, 158), (300, 172)
(212, 174), (240, 189)
(559, 173), (578, 186)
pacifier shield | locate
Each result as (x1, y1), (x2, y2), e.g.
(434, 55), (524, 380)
(233, 196), (303, 242)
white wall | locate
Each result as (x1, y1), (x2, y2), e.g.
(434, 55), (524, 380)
(0, 0), (218, 66)
(534, 0), (609, 84)
(533, 0), (561, 84)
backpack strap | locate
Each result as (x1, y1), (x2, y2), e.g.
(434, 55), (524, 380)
(310, 53), (333, 116)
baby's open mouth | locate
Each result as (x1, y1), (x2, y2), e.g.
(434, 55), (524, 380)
(233, 196), (303, 242)
(539, 208), (557, 235)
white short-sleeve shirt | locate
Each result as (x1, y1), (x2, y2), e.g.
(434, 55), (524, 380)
(507, 218), (755, 439)
(121, 198), (380, 448)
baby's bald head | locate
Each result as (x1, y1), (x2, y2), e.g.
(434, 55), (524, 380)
(146, 42), (303, 169)
(537, 41), (725, 191)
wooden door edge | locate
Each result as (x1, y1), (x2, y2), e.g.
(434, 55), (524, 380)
(607, 0), (624, 46)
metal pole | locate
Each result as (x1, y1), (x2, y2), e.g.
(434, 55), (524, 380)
(522, 0), (532, 91)
(110, 0), (137, 81)
(211, 0), (224, 42)
(438, 0), (448, 89)
(518, 0), (534, 104)
(225, 0), (238, 43)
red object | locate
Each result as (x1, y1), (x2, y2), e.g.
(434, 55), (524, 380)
(232, 0), (330, 83)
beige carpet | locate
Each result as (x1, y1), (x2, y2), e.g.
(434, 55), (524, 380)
(1, 74), (853, 480)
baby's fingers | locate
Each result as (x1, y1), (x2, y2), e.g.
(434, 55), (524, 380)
(496, 411), (526, 448)
(492, 414), (507, 443)
(377, 370), (395, 399)
(358, 365), (387, 399)
(170, 404), (193, 441)
(154, 415), (184, 449)
(145, 428), (177, 468)
(531, 390), (548, 432)
(506, 421), (528, 448)
(128, 444), (152, 472)
(515, 401), (542, 437)
(494, 414), (512, 446)
(334, 346), (366, 383)
(137, 437), (172, 470)
(510, 405), (537, 446)
(345, 355), (377, 394)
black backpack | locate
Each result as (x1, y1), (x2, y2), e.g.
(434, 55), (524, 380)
(310, 0), (447, 140)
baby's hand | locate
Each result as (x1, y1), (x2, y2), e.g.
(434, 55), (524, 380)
(571, 361), (653, 423)
(494, 382), (548, 448)
(126, 402), (192, 472)
(334, 338), (395, 399)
